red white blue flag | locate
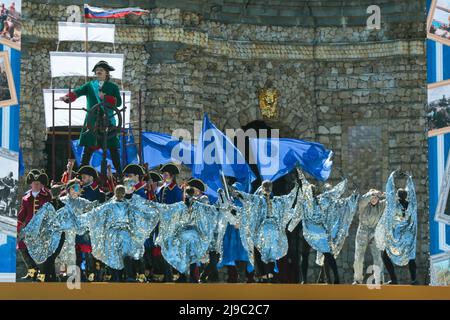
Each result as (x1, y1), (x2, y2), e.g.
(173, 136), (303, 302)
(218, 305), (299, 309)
(84, 4), (149, 19)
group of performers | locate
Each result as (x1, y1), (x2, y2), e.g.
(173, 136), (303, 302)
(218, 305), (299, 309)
(16, 60), (418, 284)
(16, 162), (418, 285)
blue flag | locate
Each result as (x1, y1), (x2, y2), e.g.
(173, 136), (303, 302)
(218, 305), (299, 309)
(192, 113), (256, 199)
(72, 130), (139, 172)
(249, 137), (333, 182)
(141, 131), (194, 169)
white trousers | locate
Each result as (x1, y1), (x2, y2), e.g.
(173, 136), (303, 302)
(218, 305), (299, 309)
(353, 225), (384, 283)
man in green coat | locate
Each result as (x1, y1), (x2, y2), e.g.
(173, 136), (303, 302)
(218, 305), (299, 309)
(60, 60), (123, 174)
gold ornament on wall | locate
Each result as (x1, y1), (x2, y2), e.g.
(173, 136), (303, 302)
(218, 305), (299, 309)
(258, 81), (280, 119)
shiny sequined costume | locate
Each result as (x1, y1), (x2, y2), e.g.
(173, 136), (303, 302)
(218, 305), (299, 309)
(238, 183), (300, 265)
(301, 178), (358, 262)
(375, 172), (417, 266)
(153, 199), (228, 274)
(21, 196), (96, 265)
(84, 195), (159, 270)
(316, 192), (359, 265)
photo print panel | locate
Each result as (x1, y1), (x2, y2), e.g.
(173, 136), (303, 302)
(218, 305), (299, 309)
(0, 147), (17, 282)
(428, 0), (450, 46)
(0, 51), (16, 107)
(428, 80), (450, 131)
(0, 0), (20, 51)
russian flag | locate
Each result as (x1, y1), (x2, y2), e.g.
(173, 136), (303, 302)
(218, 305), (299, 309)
(84, 4), (149, 19)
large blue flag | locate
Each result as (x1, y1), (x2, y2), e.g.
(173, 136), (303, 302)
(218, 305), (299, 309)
(249, 137), (333, 182)
(192, 113), (256, 199)
(141, 131), (194, 169)
(72, 130), (139, 172)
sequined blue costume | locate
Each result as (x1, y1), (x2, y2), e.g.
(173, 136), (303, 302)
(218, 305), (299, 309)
(238, 183), (300, 264)
(301, 178), (358, 264)
(375, 172), (417, 266)
(21, 196), (96, 265)
(152, 199), (229, 274)
(84, 195), (159, 270)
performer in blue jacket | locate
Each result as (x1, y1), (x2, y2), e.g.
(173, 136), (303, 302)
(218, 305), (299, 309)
(157, 163), (183, 204)
(153, 163), (183, 282)
(77, 165), (106, 281)
(123, 164), (147, 199)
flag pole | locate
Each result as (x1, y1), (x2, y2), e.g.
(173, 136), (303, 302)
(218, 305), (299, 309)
(84, 4), (89, 83)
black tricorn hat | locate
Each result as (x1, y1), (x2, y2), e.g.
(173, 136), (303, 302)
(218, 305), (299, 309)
(26, 169), (49, 186)
(123, 164), (145, 176)
(145, 171), (163, 182)
(77, 165), (98, 179)
(187, 178), (207, 193)
(92, 60), (115, 72)
(160, 163), (180, 175)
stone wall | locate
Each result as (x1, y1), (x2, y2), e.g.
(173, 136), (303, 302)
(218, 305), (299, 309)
(19, 0), (428, 283)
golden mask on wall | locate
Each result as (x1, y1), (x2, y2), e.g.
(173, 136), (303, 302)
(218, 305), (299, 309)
(258, 83), (280, 119)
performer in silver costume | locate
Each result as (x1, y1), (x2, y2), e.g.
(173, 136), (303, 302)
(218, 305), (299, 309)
(185, 178), (219, 283)
(375, 170), (418, 285)
(84, 184), (160, 282)
(236, 176), (301, 282)
(20, 179), (96, 282)
(151, 180), (230, 282)
(300, 176), (359, 284)
(352, 189), (386, 285)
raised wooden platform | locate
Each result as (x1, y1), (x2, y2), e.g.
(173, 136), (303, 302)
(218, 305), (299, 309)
(0, 283), (449, 300)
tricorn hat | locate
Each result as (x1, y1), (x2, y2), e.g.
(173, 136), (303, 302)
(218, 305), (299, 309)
(160, 163), (180, 176)
(77, 165), (98, 179)
(26, 169), (49, 186)
(92, 60), (115, 72)
(145, 171), (163, 183)
(123, 164), (145, 176)
(187, 178), (206, 193)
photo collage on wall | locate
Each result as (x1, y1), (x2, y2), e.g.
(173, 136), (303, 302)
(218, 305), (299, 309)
(427, 0), (450, 286)
(0, 0), (19, 282)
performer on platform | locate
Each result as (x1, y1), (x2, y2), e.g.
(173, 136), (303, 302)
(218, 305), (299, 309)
(142, 171), (163, 279)
(300, 176), (359, 284)
(84, 184), (159, 282)
(77, 165), (106, 281)
(144, 164), (160, 201)
(121, 164), (151, 282)
(217, 182), (254, 283)
(375, 170), (418, 285)
(123, 164), (147, 198)
(353, 189), (386, 285)
(183, 178), (215, 283)
(152, 179), (228, 283)
(59, 60), (123, 174)
(17, 169), (52, 281)
(235, 175), (302, 283)
(152, 163), (183, 282)
(21, 179), (96, 282)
